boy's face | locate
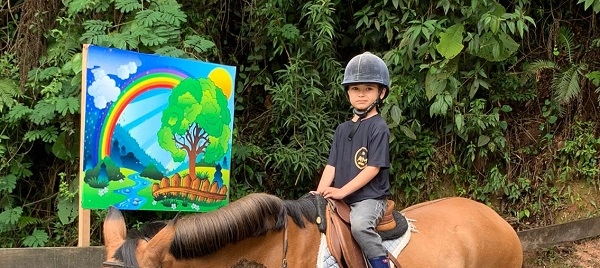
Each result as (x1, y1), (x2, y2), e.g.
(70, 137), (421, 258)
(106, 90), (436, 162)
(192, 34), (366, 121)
(347, 83), (386, 110)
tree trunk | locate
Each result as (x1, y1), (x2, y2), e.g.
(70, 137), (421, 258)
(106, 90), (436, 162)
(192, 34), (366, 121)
(188, 151), (197, 180)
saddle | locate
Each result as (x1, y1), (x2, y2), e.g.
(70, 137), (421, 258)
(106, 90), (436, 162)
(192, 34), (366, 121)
(315, 195), (402, 268)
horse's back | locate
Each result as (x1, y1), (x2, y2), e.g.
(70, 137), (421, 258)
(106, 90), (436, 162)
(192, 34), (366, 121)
(398, 197), (523, 268)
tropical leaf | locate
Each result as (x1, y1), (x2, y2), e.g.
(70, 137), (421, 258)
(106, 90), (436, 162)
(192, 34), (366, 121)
(471, 32), (519, 61)
(436, 23), (464, 60)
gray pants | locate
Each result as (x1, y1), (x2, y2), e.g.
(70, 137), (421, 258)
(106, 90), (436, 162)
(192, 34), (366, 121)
(349, 198), (387, 259)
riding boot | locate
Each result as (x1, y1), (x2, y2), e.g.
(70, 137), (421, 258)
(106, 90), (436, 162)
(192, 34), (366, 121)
(368, 256), (390, 268)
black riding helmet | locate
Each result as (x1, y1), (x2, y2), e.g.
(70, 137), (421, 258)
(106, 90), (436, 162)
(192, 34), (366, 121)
(341, 52), (390, 140)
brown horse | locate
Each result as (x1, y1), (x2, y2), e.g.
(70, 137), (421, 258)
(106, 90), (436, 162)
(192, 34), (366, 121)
(102, 193), (523, 268)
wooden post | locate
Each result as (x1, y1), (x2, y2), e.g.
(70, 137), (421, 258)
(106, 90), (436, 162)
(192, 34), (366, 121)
(78, 44), (91, 247)
(77, 206), (91, 247)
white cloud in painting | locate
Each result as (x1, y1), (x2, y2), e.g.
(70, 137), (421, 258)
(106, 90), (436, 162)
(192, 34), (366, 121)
(117, 62), (138, 80)
(88, 68), (120, 109)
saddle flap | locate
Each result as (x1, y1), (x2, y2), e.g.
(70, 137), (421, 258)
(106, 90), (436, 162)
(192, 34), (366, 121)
(325, 201), (368, 268)
(330, 199), (351, 223)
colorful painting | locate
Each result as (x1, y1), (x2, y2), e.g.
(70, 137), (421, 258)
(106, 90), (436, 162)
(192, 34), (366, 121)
(79, 45), (236, 212)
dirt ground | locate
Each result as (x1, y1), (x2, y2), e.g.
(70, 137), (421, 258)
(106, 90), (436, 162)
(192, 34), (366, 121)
(523, 236), (600, 267)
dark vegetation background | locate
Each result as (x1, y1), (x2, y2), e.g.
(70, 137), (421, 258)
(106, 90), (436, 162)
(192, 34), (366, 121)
(1, 0), (599, 257)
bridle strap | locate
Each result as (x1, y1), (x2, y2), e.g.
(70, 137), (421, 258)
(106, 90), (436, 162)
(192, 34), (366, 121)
(282, 217), (289, 268)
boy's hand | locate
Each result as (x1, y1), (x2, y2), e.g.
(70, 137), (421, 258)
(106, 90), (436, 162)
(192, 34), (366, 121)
(321, 187), (347, 200)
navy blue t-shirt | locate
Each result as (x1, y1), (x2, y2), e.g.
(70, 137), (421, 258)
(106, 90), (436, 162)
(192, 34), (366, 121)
(327, 114), (390, 204)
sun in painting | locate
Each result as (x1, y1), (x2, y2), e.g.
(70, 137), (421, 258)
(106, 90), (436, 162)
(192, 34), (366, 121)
(208, 67), (233, 99)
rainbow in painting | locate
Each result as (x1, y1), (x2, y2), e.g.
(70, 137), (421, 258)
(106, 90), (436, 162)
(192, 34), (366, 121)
(98, 70), (187, 162)
(80, 45), (236, 212)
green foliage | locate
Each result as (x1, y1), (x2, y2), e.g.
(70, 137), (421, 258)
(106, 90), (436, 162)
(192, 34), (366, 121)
(57, 174), (79, 225)
(557, 121), (600, 186)
(577, 0), (600, 13)
(390, 130), (438, 201)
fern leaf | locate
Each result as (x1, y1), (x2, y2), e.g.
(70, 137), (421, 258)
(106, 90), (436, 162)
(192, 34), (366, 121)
(107, 32), (128, 49)
(22, 229), (48, 247)
(0, 79), (20, 112)
(35, 67), (61, 82)
(115, 0), (143, 13)
(159, 6), (187, 26)
(154, 46), (186, 57)
(153, 25), (180, 40)
(24, 127), (59, 143)
(17, 216), (43, 229)
(140, 32), (168, 47)
(154, 0), (187, 23)
(0, 207), (22, 225)
(523, 60), (556, 73)
(552, 65), (585, 104)
(29, 101), (56, 125)
(81, 32), (110, 45)
(66, 0), (94, 16)
(82, 20), (112, 32)
(184, 35), (216, 54)
(94, 0), (111, 12)
(6, 104), (32, 123)
(55, 97), (80, 116)
(557, 26), (575, 63)
(0, 174), (17, 193)
(136, 10), (163, 27)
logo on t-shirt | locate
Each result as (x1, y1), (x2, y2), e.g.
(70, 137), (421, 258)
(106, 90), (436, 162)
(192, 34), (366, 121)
(354, 147), (368, 169)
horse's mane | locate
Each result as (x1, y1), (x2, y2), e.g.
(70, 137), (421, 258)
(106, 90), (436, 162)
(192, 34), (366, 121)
(170, 193), (318, 259)
(113, 193), (318, 263)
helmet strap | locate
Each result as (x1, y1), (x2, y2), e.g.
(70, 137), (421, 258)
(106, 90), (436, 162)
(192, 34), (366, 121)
(348, 99), (378, 141)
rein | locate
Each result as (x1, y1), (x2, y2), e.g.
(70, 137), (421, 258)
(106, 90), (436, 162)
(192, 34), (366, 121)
(102, 261), (134, 268)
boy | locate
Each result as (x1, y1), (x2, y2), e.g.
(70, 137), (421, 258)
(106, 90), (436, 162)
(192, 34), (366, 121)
(314, 52), (392, 268)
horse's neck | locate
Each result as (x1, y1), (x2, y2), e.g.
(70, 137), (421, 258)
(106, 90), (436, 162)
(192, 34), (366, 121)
(171, 217), (321, 268)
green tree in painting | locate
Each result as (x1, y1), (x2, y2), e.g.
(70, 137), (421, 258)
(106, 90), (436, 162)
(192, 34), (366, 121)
(140, 162), (164, 180)
(157, 78), (231, 180)
(84, 157), (125, 188)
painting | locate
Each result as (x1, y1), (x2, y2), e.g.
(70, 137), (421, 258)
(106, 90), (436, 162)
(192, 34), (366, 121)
(79, 45), (235, 212)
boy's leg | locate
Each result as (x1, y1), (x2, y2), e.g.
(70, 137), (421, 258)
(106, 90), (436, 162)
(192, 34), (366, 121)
(349, 199), (387, 259)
